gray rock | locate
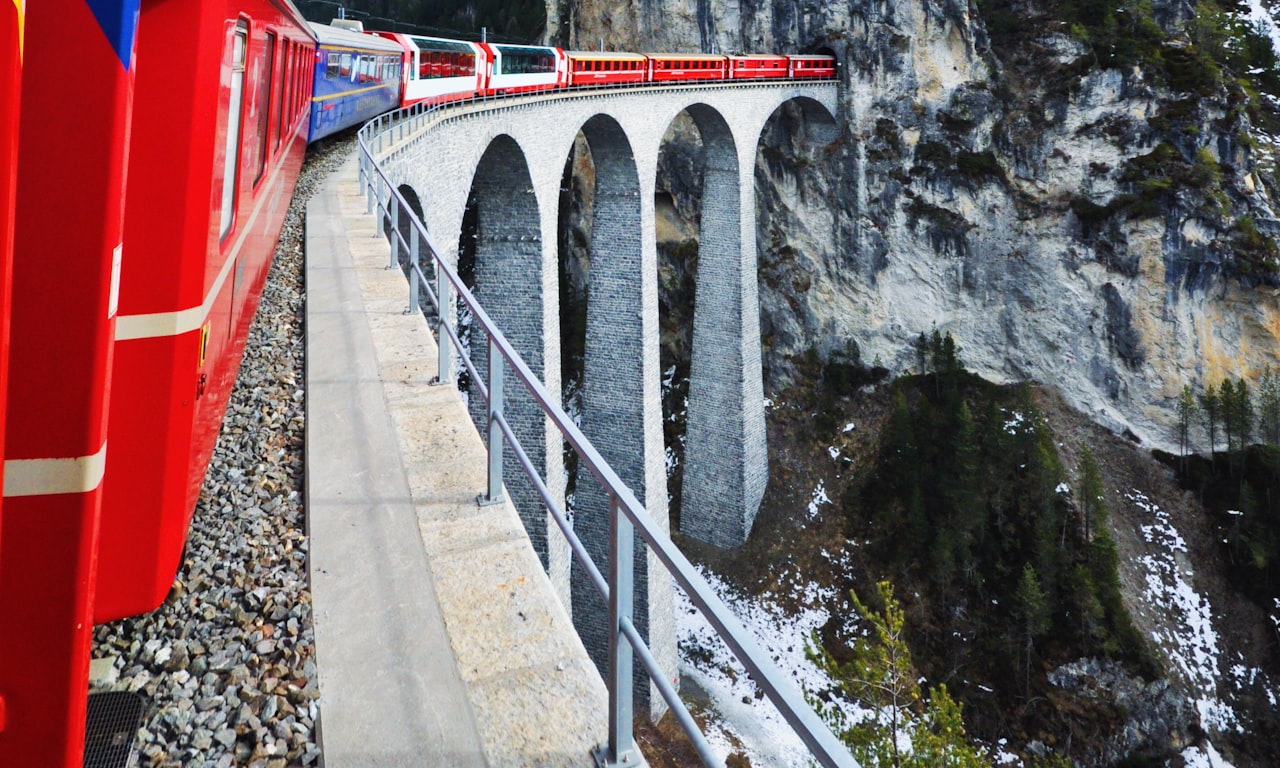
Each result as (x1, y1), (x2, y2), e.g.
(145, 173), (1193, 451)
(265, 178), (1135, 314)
(213, 728), (237, 750)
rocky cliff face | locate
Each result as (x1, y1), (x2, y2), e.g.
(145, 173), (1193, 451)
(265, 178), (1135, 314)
(550, 0), (1280, 763)
(550, 0), (1280, 454)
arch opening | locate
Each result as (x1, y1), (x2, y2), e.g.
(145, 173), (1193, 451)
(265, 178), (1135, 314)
(461, 135), (554, 568)
(754, 96), (842, 395)
(654, 110), (706, 534)
(395, 184), (440, 330)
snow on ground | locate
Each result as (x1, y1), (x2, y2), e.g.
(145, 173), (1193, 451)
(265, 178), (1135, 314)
(1245, 0), (1280, 58)
(1127, 490), (1240, 735)
(675, 563), (867, 766)
(806, 481), (831, 522)
(1182, 741), (1235, 768)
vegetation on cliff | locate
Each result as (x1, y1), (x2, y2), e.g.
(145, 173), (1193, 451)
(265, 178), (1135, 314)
(977, 0), (1280, 284)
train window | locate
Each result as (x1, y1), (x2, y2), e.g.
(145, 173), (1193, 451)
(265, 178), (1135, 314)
(339, 53), (351, 77)
(255, 32), (276, 185)
(327, 52), (339, 78)
(302, 49), (311, 104)
(281, 43), (291, 130)
(220, 23), (248, 241)
(272, 39), (285, 151)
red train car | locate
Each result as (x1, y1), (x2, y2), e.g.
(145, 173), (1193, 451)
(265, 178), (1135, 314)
(566, 51), (648, 87)
(0, 0), (312, 764)
(0, 0), (138, 764)
(98, 0), (314, 623)
(728, 54), (788, 79)
(647, 53), (728, 81)
(788, 54), (837, 78)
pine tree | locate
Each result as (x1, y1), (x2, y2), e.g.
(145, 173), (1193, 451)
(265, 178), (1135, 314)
(1079, 447), (1105, 542)
(806, 581), (986, 768)
(1014, 564), (1052, 700)
(1176, 384), (1197, 465)
(1221, 379), (1237, 454)
(1201, 382), (1221, 460)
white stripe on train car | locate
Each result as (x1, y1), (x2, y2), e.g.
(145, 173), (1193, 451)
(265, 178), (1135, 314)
(3, 441), (108, 497)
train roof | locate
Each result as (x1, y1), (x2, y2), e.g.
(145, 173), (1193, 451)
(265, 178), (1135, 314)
(565, 51), (648, 61)
(644, 52), (727, 61)
(788, 53), (835, 60)
(488, 43), (559, 53)
(727, 53), (787, 60)
(310, 22), (404, 54)
(402, 34), (479, 53)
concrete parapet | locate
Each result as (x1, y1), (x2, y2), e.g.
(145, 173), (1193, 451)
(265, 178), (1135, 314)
(306, 158), (607, 766)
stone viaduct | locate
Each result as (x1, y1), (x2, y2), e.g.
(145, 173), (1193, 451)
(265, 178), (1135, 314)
(376, 81), (839, 710)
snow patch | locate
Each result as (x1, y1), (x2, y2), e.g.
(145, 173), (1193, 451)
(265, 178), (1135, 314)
(807, 481), (831, 521)
(1002, 409), (1026, 434)
(676, 567), (862, 766)
(1181, 741), (1236, 768)
(1128, 491), (1238, 734)
(1245, 0), (1280, 61)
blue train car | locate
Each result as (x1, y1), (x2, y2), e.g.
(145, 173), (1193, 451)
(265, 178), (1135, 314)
(308, 21), (402, 142)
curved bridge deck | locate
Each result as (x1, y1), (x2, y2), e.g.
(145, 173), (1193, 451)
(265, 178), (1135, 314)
(304, 154), (607, 766)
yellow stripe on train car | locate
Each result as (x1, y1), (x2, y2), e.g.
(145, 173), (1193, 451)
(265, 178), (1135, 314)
(311, 82), (400, 103)
(13, 0), (24, 60)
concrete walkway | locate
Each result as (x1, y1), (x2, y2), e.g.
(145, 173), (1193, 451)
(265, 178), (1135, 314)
(304, 156), (608, 767)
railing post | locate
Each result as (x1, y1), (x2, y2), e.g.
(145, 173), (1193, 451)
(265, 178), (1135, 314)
(434, 259), (452, 385)
(365, 163), (375, 215)
(376, 182), (386, 237)
(388, 201), (399, 268)
(407, 226), (419, 315)
(594, 493), (638, 768)
(481, 337), (504, 505)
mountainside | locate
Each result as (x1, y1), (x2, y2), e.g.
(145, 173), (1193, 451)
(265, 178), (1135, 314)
(553, 0), (1280, 451)
(549, 0), (1280, 765)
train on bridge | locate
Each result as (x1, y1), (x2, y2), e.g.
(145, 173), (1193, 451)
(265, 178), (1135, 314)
(0, 0), (835, 765)
(310, 19), (837, 139)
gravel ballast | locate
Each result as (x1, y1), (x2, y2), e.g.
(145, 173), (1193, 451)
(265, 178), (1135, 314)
(90, 134), (358, 768)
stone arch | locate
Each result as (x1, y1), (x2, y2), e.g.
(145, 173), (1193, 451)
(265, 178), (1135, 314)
(464, 135), (557, 571)
(754, 95), (841, 389)
(397, 184), (425, 222)
(565, 113), (674, 715)
(669, 103), (770, 551)
(760, 95), (840, 148)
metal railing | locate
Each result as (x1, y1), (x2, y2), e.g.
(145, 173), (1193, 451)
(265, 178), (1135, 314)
(355, 82), (853, 768)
